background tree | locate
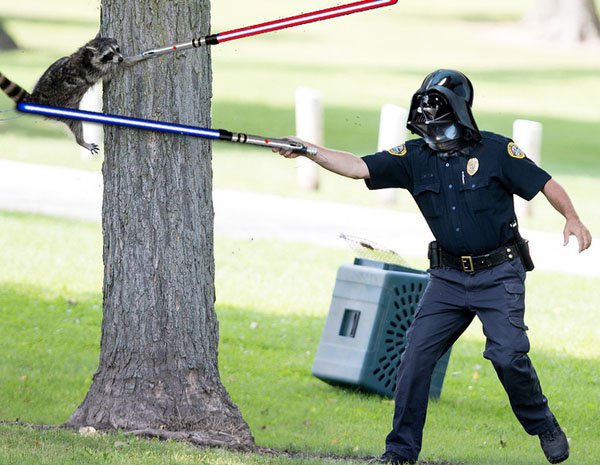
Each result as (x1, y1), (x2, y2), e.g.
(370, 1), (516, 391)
(0, 21), (18, 50)
(524, 0), (600, 43)
(66, 0), (255, 449)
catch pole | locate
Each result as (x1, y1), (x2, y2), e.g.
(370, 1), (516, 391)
(16, 102), (317, 156)
(128, 0), (398, 62)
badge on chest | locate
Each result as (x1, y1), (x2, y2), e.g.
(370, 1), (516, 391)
(466, 157), (479, 176)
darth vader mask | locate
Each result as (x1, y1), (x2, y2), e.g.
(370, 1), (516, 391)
(410, 92), (465, 152)
(407, 69), (481, 153)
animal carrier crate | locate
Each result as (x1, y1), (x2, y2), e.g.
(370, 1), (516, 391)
(312, 237), (451, 399)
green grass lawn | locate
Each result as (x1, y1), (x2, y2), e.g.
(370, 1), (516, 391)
(0, 211), (599, 464)
(0, 1), (599, 463)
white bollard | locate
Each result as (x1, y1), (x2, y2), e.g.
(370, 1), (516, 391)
(376, 104), (408, 204)
(295, 87), (323, 191)
(79, 83), (103, 160)
(513, 119), (543, 219)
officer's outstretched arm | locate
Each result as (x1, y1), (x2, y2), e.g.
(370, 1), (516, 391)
(273, 137), (370, 180)
(542, 179), (592, 252)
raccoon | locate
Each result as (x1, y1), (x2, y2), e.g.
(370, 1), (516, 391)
(0, 37), (124, 154)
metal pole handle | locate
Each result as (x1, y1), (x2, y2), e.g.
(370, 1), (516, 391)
(134, 34), (220, 62)
(229, 133), (317, 156)
(287, 141), (319, 157)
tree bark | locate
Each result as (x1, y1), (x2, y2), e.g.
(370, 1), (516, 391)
(66, 0), (254, 448)
(524, 0), (600, 43)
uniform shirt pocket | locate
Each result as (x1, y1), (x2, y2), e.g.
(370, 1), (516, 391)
(460, 177), (491, 212)
(413, 181), (441, 218)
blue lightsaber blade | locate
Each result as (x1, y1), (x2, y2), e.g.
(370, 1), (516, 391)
(16, 102), (317, 155)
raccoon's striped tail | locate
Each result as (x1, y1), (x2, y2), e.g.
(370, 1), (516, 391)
(0, 72), (30, 103)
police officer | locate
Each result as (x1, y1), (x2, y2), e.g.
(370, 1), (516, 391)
(274, 69), (592, 464)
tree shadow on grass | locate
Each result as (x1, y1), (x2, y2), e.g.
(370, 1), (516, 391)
(0, 14), (97, 29)
(0, 108), (69, 141)
(2, 285), (598, 464)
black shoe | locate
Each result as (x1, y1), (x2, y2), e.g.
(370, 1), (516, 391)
(539, 422), (569, 463)
(368, 451), (416, 465)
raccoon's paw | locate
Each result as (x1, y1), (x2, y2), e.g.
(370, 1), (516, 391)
(88, 143), (100, 155)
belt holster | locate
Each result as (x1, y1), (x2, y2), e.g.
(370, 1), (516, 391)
(511, 221), (535, 271)
(428, 241), (441, 269)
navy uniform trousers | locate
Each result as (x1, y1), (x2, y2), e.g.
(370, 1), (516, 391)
(386, 258), (556, 460)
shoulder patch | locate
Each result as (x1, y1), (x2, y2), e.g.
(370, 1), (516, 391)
(507, 142), (526, 159)
(387, 144), (407, 157)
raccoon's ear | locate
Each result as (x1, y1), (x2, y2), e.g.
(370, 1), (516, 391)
(95, 31), (101, 39)
(84, 46), (97, 58)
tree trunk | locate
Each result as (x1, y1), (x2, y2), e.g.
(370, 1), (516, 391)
(524, 0), (600, 43)
(0, 22), (18, 50)
(66, 0), (254, 449)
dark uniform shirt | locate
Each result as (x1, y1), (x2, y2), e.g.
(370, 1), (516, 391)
(362, 131), (551, 256)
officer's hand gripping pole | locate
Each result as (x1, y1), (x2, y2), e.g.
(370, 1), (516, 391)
(16, 102), (318, 156)
(125, 0), (398, 63)
(220, 129), (318, 156)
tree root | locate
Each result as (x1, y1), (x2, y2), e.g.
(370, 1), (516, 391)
(0, 421), (460, 464)
(127, 428), (254, 451)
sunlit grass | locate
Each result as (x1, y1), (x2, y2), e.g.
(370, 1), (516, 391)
(1, 212), (599, 464)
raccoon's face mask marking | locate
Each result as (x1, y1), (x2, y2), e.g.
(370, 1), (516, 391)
(88, 39), (124, 67)
(100, 47), (123, 64)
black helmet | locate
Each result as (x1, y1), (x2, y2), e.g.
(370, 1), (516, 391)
(407, 69), (481, 151)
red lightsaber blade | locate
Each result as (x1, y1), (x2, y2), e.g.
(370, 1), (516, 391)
(126, 0), (397, 62)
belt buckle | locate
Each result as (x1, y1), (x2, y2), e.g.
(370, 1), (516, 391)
(461, 255), (475, 272)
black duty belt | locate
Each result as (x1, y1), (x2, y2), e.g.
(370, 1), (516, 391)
(439, 245), (519, 273)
